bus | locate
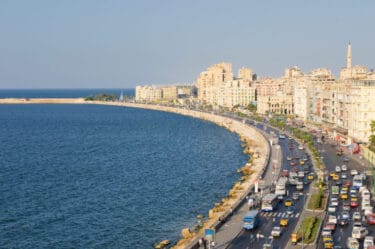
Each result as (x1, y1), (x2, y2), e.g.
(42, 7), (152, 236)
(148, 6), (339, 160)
(243, 210), (260, 230)
(261, 193), (279, 212)
(353, 175), (363, 189)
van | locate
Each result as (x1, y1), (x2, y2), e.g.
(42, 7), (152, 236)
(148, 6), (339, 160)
(352, 227), (368, 239)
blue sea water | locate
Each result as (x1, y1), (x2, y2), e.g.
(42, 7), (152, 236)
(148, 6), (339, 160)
(0, 103), (248, 248)
(0, 88), (134, 98)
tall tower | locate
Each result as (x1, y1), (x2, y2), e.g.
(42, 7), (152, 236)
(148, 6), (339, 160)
(347, 42), (352, 68)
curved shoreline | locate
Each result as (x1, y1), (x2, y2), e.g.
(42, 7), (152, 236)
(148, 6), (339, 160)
(0, 98), (270, 248)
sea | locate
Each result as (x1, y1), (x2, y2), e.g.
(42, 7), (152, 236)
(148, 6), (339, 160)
(0, 89), (248, 249)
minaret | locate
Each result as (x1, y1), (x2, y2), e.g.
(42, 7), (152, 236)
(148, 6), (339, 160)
(347, 42), (352, 68)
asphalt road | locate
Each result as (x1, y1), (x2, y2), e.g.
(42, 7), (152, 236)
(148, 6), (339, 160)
(316, 139), (374, 249)
(225, 120), (312, 249)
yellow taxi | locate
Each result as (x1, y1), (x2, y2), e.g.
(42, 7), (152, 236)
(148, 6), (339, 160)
(322, 235), (333, 242)
(300, 160), (305, 165)
(340, 193), (348, 200)
(329, 171), (336, 177)
(307, 173), (314, 180)
(280, 217), (289, 226)
(284, 198), (293, 207)
(342, 186), (349, 192)
(332, 174), (339, 181)
(324, 239), (334, 249)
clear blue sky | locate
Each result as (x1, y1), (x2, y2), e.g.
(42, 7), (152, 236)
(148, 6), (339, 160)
(1, 0), (374, 89)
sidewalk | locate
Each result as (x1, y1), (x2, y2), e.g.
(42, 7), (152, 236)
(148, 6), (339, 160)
(200, 125), (282, 249)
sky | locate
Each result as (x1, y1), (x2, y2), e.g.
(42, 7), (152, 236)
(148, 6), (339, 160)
(0, 0), (374, 89)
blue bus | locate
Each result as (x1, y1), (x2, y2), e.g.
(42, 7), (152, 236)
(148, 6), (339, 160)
(243, 210), (260, 230)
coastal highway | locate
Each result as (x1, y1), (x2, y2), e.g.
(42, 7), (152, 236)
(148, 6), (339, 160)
(215, 113), (311, 249)
(315, 138), (374, 249)
(227, 123), (311, 249)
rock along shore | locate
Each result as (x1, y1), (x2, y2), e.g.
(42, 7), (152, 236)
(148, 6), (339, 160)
(0, 98), (270, 248)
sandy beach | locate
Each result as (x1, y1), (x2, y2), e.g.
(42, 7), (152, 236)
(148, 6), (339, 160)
(0, 98), (270, 248)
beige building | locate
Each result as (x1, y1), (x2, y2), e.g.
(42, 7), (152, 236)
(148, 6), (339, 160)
(196, 63), (255, 108)
(135, 86), (162, 102)
(257, 91), (294, 115)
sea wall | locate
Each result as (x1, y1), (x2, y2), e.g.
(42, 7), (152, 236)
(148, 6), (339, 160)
(0, 98), (270, 248)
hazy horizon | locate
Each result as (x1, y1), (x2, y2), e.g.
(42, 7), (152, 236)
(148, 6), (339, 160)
(1, 0), (374, 89)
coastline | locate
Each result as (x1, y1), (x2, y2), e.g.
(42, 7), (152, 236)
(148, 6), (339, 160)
(0, 98), (270, 248)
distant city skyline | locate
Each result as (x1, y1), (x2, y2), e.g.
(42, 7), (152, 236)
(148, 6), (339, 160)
(0, 0), (374, 89)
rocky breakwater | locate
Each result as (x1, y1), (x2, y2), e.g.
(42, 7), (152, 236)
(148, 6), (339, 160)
(93, 102), (270, 249)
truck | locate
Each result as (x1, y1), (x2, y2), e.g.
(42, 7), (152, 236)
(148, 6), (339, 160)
(275, 177), (288, 197)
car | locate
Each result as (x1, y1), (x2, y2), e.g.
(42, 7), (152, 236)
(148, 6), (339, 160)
(330, 197), (339, 206)
(351, 169), (359, 176)
(353, 212), (361, 222)
(290, 160), (296, 166)
(341, 173), (348, 179)
(330, 171), (336, 177)
(324, 238), (334, 249)
(328, 215), (337, 224)
(350, 199), (359, 208)
(298, 145), (304, 150)
(343, 157), (349, 162)
(335, 165), (341, 173)
(279, 134), (286, 139)
(332, 174), (339, 181)
(340, 193), (348, 200)
(360, 172), (367, 180)
(325, 222), (336, 231)
(341, 211), (350, 220)
(323, 235), (333, 242)
(281, 169), (289, 177)
(292, 192), (300, 200)
(328, 206), (336, 214)
(350, 186), (357, 194)
(298, 171), (304, 179)
(344, 180), (352, 187)
(287, 156), (292, 161)
(368, 214), (375, 225)
(343, 201), (351, 211)
(338, 217), (349, 226)
(304, 165), (310, 173)
(341, 164), (348, 171)
(307, 173), (314, 180)
(352, 227), (368, 239)
(322, 228), (332, 236)
(364, 236), (374, 249)
(346, 237), (359, 249)
(284, 198), (293, 207)
(280, 217), (289, 226)
(300, 160), (305, 165)
(287, 206), (295, 215)
(271, 226), (282, 237)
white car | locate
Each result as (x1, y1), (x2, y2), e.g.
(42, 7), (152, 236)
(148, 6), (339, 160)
(341, 164), (348, 171)
(331, 197), (339, 207)
(298, 145), (304, 150)
(328, 215), (337, 224)
(351, 169), (359, 176)
(335, 165), (341, 173)
(271, 226), (282, 237)
(364, 236), (374, 249)
(352, 212), (361, 222)
(352, 227), (368, 239)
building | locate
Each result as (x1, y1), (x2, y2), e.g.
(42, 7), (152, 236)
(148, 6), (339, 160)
(196, 63), (255, 108)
